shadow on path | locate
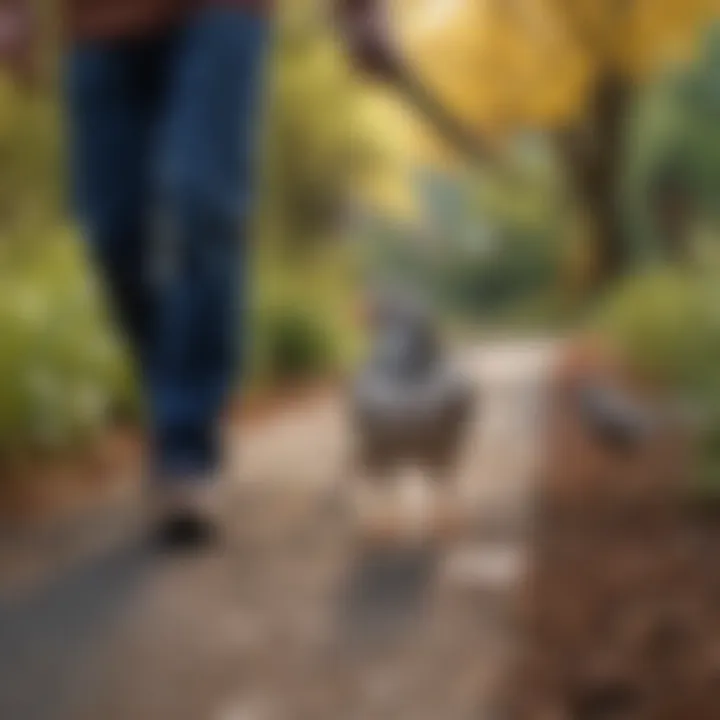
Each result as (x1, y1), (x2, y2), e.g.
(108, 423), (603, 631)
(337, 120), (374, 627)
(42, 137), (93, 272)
(338, 544), (440, 649)
(0, 535), (154, 720)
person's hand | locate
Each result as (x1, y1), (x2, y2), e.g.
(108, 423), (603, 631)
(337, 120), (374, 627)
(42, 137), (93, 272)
(0, 1), (37, 89)
(334, 0), (400, 81)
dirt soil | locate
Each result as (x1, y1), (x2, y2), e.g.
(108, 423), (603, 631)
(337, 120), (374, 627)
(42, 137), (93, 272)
(0, 345), (546, 720)
(505, 348), (720, 720)
(3, 342), (720, 720)
(0, 380), (338, 526)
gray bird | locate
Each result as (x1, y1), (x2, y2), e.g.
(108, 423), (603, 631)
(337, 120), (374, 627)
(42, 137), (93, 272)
(349, 287), (476, 482)
(577, 381), (658, 453)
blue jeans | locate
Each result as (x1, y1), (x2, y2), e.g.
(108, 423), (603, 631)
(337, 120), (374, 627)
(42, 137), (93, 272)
(66, 8), (268, 482)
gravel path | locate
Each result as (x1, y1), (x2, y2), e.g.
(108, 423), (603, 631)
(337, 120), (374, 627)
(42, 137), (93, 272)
(0, 341), (558, 720)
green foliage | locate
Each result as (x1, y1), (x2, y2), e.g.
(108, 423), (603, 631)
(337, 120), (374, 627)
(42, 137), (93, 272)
(430, 158), (567, 318)
(0, 233), (137, 459)
(624, 24), (720, 260)
(260, 0), (372, 250)
(592, 266), (720, 489)
(358, 163), (567, 323)
(253, 303), (337, 385)
(0, 71), (140, 459)
(593, 267), (720, 396)
(0, 79), (62, 241)
(0, 0), (363, 459)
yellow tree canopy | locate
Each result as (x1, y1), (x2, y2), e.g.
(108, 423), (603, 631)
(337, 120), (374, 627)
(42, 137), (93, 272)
(393, 0), (720, 133)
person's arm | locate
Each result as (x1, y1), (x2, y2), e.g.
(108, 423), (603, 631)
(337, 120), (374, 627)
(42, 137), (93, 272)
(333, 0), (501, 166)
(333, 0), (399, 81)
(0, 0), (37, 88)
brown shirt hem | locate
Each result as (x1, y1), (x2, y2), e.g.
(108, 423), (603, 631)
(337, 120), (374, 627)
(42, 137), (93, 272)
(65, 0), (266, 42)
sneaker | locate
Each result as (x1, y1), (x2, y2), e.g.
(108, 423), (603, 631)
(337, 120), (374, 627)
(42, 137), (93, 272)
(148, 479), (221, 552)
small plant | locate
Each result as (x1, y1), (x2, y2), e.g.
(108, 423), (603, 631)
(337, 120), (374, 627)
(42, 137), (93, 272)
(593, 267), (720, 393)
(0, 234), (137, 461)
(256, 304), (337, 386)
(592, 266), (720, 490)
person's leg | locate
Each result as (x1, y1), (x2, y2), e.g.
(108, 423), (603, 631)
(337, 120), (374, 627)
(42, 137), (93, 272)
(65, 38), (172, 379)
(151, 8), (269, 485)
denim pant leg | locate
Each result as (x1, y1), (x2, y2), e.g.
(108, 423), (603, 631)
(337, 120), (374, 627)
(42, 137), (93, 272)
(151, 8), (269, 481)
(65, 40), (170, 384)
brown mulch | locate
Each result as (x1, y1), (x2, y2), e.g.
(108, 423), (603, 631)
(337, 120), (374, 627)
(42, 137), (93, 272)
(228, 377), (340, 428)
(505, 342), (720, 720)
(0, 428), (145, 526)
(0, 378), (339, 526)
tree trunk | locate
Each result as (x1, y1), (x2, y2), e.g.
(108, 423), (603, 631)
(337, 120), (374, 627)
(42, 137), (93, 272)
(651, 168), (694, 265)
(557, 73), (632, 289)
(659, 197), (693, 264)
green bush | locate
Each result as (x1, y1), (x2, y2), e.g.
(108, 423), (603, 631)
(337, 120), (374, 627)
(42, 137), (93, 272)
(0, 233), (138, 458)
(592, 266), (720, 489)
(592, 267), (720, 395)
(254, 304), (337, 385)
(0, 78), (141, 459)
(0, 229), (348, 457)
(357, 167), (567, 324)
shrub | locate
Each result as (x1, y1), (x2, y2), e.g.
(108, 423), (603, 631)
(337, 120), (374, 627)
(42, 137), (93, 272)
(592, 267), (720, 395)
(0, 233), (138, 459)
(592, 266), (720, 489)
(254, 304), (337, 386)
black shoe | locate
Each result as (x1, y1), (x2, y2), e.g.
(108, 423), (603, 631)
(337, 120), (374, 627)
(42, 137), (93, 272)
(148, 481), (221, 552)
(154, 510), (218, 551)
